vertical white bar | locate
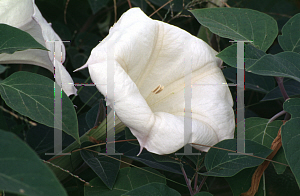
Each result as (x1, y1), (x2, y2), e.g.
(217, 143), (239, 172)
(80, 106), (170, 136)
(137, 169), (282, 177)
(236, 42), (245, 153)
(46, 41), (70, 155)
(105, 39), (123, 155)
(176, 56), (200, 155)
(228, 41), (252, 156)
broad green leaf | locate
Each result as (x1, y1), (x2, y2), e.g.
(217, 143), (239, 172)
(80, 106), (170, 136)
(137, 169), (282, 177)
(84, 167), (166, 196)
(88, 0), (109, 14)
(80, 142), (120, 189)
(223, 67), (275, 93)
(247, 52), (300, 82)
(221, 46), (300, 83)
(262, 79), (300, 101)
(190, 8), (278, 51)
(217, 43), (266, 68)
(0, 130), (67, 196)
(244, 117), (287, 174)
(202, 139), (272, 177)
(272, 147), (288, 174)
(226, 167), (263, 196)
(0, 24), (47, 54)
(245, 117), (283, 147)
(278, 13), (300, 53)
(122, 182), (180, 196)
(282, 98), (300, 188)
(0, 71), (79, 142)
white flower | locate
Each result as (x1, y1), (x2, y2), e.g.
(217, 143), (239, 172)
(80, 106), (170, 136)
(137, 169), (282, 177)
(0, 0), (77, 96)
(76, 8), (235, 155)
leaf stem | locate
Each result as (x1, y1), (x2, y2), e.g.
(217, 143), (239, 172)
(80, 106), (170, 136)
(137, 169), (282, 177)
(275, 77), (289, 100)
(195, 176), (207, 193)
(180, 164), (194, 195)
(274, 77), (291, 120)
(193, 169), (199, 192)
(268, 110), (287, 123)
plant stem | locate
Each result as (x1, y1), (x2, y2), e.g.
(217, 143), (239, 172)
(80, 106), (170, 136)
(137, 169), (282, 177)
(193, 170), (199, 192)
(275, 77), (289, 100)
(180, 164), (193, 196)
(196, 175), (207, 193)
(274, 77), (291, 120)
(268, 110), (287, 123)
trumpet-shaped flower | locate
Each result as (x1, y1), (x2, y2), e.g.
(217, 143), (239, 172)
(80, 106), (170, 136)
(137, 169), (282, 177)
(0, 0), (77, 96)
(76, 8), (235, 155)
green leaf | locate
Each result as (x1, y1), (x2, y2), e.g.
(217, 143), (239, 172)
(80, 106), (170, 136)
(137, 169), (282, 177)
(245, 117), (283, 148)
(281, 98), (300, 188)
(272, 147), (288, 174)
(84, 167), (166, 196)
(244, 117), (287, 174)
(226, 167), (263, 196)
(278, 13), (300, 53)
(0, 24), (47, 54)
(190, 8), (278, 51)
(246, 52), (300, 82)
(88, 0), (109, 14)
(202, 139), (272, 177)
(0, 71), (79, 142)
(122, 182), (180, 196)
(217, 44), (266, 68)
(0, 130), (67, 196)
(262, 79), (300, 101)
(223, 67), (275, 93)
(80, 142), (120, 189)
(220, 46), (300, 82)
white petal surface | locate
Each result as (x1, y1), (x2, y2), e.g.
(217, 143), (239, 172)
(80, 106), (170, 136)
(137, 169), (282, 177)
(81, 8), (235, 154)
(0, 0), (33, 29)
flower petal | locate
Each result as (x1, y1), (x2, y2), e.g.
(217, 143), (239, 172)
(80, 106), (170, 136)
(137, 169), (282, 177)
(0, 0), (34, 29)
(81, 8), (234, 154)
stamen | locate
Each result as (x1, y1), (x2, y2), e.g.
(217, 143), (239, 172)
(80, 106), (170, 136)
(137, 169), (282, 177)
(152, 85), (164, 94)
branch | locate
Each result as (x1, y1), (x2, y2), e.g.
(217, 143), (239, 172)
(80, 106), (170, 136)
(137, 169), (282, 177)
(275, 77), (289, 100)
(180, 164), (194, 195)
(268, 110), (287, 123)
